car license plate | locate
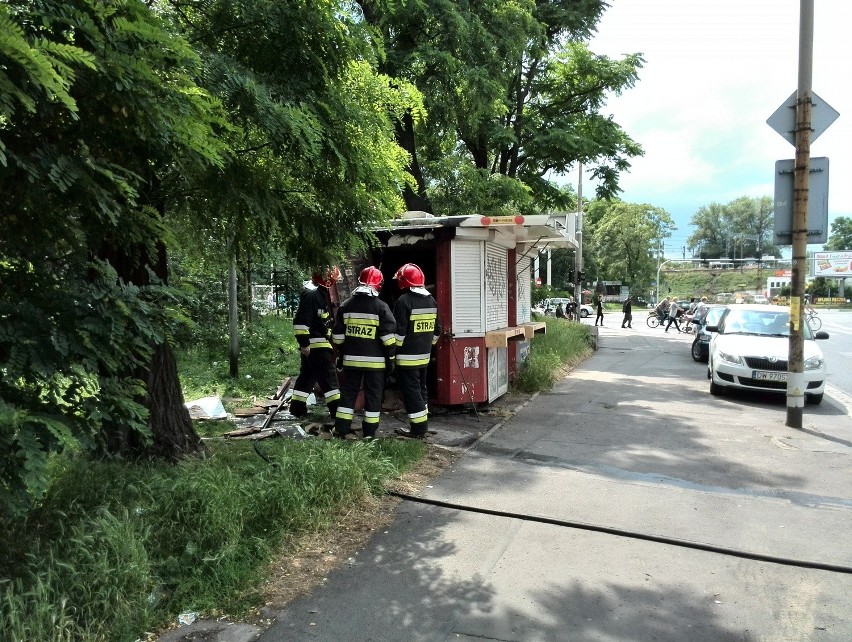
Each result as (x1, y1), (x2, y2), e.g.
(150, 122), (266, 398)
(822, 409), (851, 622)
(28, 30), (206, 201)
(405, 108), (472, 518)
(753, 371), (787, 382)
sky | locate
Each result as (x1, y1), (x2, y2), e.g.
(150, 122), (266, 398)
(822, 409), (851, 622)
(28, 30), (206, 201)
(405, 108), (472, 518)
(585, 0), (850, 259)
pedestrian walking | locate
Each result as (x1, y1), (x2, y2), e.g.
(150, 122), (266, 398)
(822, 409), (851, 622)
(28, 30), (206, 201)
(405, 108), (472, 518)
(555, 302), (566, 319)
(621, 296), (633, 328)
(289, 266), (342, 423)
(665, 299), (681, 332)
(330, 266), (396, 440)
(392, 263), (441, 440)
(594, 298), (604, 326)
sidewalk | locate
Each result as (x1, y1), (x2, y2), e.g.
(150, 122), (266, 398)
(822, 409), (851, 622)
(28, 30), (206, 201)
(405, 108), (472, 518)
(161, 322), (852, 641)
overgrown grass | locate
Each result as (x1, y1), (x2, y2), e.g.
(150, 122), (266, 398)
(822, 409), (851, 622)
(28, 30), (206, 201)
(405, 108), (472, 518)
(0, 438), (425, 642)
(177, 314), (301, 402)
(513, 317), (593, 393)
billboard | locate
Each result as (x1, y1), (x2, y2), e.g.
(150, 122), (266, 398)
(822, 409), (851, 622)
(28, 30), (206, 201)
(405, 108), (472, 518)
(813, 251), (852, 277)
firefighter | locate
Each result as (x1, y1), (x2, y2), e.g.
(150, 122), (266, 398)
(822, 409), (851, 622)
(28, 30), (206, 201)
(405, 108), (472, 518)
(289, 266), (342, 423)
(330, 266), (396, 440)
(392, 263), (441, 439)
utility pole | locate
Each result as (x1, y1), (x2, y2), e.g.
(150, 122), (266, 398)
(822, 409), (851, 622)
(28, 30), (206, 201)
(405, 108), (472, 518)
(574, 163), (584, 318)
(786, 0), (813, 429)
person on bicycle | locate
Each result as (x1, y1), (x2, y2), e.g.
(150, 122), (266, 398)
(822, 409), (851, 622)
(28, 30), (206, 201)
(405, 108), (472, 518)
(654, 297), (670, 325)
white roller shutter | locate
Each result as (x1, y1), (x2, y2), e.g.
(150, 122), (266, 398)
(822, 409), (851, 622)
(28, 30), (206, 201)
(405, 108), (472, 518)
(451, 240), (484, 334)
(516, 254), (532, 324)
(487, 347), (508, 402)
(485, 242), (508, 331)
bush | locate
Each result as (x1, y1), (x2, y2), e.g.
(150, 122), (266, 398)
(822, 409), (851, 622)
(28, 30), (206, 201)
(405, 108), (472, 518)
(514, 318), (592, 393)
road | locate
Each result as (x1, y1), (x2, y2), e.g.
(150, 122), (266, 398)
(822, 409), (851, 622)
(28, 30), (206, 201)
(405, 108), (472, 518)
(259, 315), (852, 642)
(813, 309), (852, 397)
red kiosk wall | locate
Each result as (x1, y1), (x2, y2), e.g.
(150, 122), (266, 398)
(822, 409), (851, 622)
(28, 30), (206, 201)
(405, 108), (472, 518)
(436, 337), (488, 405)
(433, 238), (488, 405)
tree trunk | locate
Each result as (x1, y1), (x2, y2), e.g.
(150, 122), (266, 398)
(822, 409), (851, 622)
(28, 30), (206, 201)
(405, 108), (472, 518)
(228, 247), (239, 378)
(98, 197), (205, 460)
(395, 112), (432, 213)
(148, 342), (206, 460)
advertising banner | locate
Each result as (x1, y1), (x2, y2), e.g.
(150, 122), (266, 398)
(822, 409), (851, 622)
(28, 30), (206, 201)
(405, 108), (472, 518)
(813, 251), (852, 277)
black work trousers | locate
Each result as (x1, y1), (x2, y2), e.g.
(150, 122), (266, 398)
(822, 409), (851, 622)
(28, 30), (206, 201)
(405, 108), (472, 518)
(396, 367), (429, 434)
(334, 368), (385, 438)
(289, 349), (340, 419)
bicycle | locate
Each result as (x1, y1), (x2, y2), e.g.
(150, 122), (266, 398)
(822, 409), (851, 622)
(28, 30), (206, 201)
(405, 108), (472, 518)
(647, 310), (663, 328)
(806, 308), (821, 331)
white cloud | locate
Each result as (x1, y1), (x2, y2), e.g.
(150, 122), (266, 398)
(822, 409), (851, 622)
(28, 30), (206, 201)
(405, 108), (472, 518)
(586, 0), (851, 245)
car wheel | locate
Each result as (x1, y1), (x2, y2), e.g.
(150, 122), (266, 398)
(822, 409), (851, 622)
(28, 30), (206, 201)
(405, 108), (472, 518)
(709, 377), (724, 396)
(691, 339), (703, 362)
(580, 309), (589, 318)
(806, 393), (823, 405)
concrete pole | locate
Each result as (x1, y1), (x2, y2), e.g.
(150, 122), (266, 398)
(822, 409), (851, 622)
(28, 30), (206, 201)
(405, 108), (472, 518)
(547, 248), (552, 287)
(786, 0), (813, 429)
(574, 163), (584, 314)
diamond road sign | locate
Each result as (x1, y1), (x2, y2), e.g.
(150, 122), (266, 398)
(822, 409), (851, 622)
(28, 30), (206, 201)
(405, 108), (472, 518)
(767, 91), (839, 146)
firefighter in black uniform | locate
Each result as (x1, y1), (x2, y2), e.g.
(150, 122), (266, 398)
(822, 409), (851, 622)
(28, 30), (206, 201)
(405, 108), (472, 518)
(392, 263), (441, 439)
(289, 266), (342, 421)
(330, 266), (396, 440)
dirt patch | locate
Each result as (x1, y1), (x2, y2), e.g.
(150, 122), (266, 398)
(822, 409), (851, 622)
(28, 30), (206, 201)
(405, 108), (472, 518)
(253, 446), (459, 621)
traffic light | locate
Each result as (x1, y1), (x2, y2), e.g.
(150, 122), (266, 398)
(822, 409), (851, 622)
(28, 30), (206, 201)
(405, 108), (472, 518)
(577, 270), (586, 282)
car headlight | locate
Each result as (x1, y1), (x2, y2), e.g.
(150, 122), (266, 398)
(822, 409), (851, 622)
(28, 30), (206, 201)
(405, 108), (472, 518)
(804, 355), (825, 371)
(718, 350), (743, 365)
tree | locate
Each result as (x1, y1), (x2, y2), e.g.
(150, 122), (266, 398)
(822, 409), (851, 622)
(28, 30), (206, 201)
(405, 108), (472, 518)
(0, 0), (231, 514)
(585, 200), (675, 294)
(356, 0), (644, 215)
(824, 216), (852, 250)
(165, 0), (422, 377)
(687, 196), (780, 260)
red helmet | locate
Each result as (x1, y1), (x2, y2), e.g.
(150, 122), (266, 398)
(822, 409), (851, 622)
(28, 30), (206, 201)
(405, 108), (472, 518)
(359, 266), (384, 290)
(394, 263), (425, 289)
(311, 265), (342, 288)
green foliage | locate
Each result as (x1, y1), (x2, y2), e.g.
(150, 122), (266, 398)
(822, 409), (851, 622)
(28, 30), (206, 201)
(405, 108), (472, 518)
(361, 0), (642, 213)
(0, 437), (423, 640)
(687, 196), (780, 259)
(655, 264), (779, 301)
(585, 199), (675, 294)
(169, 2), (420, 266)
(177, 315), (301, 402)
(824, 216), (852, 250)
(514, 318), (592, 392)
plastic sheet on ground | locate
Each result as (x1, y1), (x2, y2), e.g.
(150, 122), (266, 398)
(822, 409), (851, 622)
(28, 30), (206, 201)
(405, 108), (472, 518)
(184, 396), (228, 420)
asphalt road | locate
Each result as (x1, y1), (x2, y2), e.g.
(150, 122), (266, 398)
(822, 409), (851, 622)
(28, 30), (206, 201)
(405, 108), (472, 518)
(255, 319), (852, 642)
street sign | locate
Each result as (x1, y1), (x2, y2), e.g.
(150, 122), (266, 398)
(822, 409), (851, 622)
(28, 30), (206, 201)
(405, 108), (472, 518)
(767, 91), (839, 146)
(772, 157), (829, 245)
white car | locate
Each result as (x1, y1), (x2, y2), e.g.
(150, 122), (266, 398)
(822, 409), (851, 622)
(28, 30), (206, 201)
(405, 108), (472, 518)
(707, 304), (829, 404)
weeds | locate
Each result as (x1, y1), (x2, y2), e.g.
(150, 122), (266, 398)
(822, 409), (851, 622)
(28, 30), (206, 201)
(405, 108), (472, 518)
(513, 317), (592, 393)
(0, 438), (424, 641)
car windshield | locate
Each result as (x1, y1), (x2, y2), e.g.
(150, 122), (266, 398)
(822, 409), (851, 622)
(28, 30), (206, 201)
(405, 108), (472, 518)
(719, 308), (812, 339)
(705, 307), (725, 326)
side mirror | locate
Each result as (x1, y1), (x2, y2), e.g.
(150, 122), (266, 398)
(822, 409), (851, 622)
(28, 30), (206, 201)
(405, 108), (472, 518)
(814, 330), (830, 340)
(705, 325), (718, 333)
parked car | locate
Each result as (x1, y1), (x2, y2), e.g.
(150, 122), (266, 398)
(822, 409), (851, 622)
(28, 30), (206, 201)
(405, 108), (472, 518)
(707, 304), (829, 404)
(543, 297), (593, 318)
(690, 305), (726, 362)
(752, 295), (769, 304)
